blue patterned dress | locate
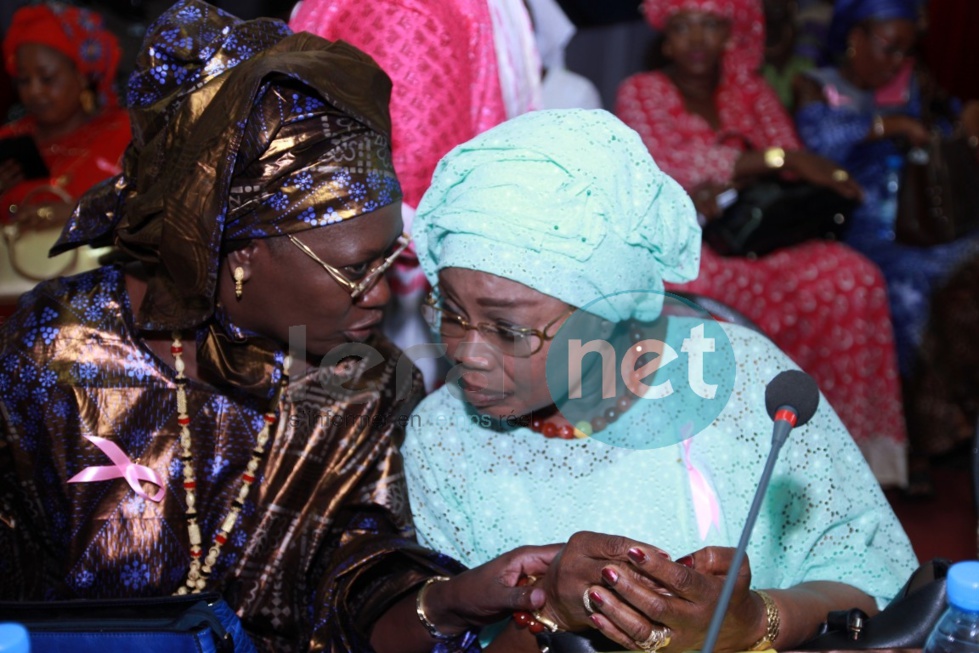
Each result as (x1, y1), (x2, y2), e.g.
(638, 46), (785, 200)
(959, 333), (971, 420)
(795, 68), (979, 376)
(0, 266), (476, 653)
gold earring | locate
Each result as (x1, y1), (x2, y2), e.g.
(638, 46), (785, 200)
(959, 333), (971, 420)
(234, 266), (245, 300)
(80, 89), (95, 114)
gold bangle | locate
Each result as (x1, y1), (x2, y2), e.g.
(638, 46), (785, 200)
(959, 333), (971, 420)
(415, 576), (455, 641)
(763, 147), (786, 170)
(749, 590), (781, 651)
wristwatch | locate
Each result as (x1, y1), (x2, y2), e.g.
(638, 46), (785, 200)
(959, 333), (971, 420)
(763, 147), (786, 170)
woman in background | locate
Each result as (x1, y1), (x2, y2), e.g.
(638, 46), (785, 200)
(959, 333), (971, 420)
(0, 3), (564, 650)
(762, 0), (812, 111)
(403, 108), (917, 652)
(615, 0), (909, 486)
(0, 2), (130, 306)
(795, 0), (979, 494)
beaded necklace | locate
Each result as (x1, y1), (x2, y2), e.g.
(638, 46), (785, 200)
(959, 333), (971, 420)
(170, 332), (291, 594)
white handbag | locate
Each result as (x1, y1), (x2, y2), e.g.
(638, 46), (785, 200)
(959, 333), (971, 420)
(0, 184), (111, 303)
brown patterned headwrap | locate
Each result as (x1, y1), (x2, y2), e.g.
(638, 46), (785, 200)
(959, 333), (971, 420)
(54, 0), (401, 333)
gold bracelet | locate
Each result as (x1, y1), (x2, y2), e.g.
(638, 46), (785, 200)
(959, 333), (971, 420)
(748, 590), (780, 651)
(415, 576), (455, 641)
(763, 147), (786, 170)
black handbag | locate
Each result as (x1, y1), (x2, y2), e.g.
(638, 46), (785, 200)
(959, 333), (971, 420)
(0, 592), (257, 653)
(703, 180), (857, 258)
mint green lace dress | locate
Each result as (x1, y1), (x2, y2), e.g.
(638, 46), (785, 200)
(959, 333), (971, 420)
(402, 320), (918, 608)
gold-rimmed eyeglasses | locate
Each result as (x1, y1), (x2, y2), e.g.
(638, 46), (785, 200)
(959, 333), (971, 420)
(287, 232), (412, 301)
(421, 286), (574, 357)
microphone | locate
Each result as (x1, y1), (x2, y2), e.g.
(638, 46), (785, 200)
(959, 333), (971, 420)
(765, 368), (821, 449)
(700, 370), (820, 653)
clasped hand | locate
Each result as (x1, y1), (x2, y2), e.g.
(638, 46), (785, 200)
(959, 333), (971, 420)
(418, 533), (766, 653)
(538, 533), (766, 652)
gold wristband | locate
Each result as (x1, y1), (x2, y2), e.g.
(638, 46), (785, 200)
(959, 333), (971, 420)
(763, 147), (786, 170)
(415, 576), (455, 641)
(749, 590), (780, 651)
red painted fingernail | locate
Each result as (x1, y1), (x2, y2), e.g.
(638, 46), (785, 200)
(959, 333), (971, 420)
(628, 547), (648, 564)
(589, 590), (605, 607)
(677, 555), (694, 568)
(602, 566), (619, 585)
(657, 550), (672, 560)
(590, 614), (603, 628)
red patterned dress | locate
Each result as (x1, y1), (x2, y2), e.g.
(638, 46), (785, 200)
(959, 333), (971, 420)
(0, 108), (130, 216)
(0, 108), (131, 318)
(616, 69), (907, 486)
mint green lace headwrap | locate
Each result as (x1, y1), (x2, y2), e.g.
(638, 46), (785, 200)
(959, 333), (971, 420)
(414, 109), (701, 322)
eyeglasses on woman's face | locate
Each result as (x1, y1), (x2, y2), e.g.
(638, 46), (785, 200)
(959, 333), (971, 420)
(287, 232), (412, 301)
(421, 286), (573, 357)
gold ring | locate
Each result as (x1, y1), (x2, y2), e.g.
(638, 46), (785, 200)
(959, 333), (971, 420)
(583, 588), (595, 614)
(636, 626), (672, 652)
(831, 169), (850, 182)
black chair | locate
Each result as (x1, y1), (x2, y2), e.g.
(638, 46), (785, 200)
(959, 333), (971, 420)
(798, 558), (950, 650)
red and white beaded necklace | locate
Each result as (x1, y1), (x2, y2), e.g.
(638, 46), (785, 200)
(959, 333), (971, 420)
(170, 332), (291, 594)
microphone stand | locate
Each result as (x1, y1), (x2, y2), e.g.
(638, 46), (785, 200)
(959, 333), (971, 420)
(699, 412), (795, 653)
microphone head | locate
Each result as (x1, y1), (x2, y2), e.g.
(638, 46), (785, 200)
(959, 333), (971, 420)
(765, 370), (820, 426)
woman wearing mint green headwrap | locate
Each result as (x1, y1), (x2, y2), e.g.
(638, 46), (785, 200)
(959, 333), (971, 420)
(403, 108), (917, 651)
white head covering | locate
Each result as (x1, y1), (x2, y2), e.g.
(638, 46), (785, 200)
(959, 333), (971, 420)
(486, 0), (543, 117)
(526, 0), (575, 71)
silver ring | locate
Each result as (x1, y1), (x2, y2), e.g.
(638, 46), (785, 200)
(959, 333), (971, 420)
(636, 626), (672, 652)
(583, 588), (595, 614)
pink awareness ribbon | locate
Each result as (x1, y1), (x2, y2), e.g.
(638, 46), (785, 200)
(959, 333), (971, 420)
(824, 84), (852, 108)
(680, 423), (721, 541)
(67, 434), (166, 503)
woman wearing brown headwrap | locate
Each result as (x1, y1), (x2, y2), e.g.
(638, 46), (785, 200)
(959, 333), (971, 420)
(0, 2), (560, 651)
